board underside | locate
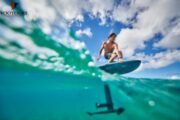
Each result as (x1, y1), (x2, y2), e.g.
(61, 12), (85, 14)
(99, 60), (141, 74)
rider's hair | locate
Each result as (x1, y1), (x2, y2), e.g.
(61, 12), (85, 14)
(108, 33), (117, 38)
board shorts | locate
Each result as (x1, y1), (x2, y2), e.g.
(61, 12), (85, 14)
(104, 52), (116, 59)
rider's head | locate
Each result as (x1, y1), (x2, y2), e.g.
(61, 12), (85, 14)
(108, 33), (117, 42)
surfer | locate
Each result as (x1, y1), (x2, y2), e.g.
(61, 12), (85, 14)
(97, 33), (123, 63)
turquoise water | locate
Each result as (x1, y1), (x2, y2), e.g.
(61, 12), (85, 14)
(1, 69), (180, 120)
(0, 5), (180, 120)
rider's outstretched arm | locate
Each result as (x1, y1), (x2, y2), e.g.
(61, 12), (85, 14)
(97, 42), (105, 60)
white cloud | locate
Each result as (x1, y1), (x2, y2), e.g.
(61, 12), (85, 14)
(112, 0), (153, 24)
(45, 0), (114, 25)
(21, 0), (56, 23)
(89, 0), (114, 25)
(20, 0), (115, 26)
(112, 0), (180, 71)
(131, 50), (180, 71)
(76, 28), (93, 38)
(116, 28), (151, 57)
(22, 0), (114, 26)
(2, 0), (179, 72)
(112, 1), (137, 24)
(52, 0), (88, 22)
(17, 0), (88, 52)
(154, 21), (180, 49)
(75, 14), (84, 22)
(170, 75), (180, 80)
(115, 0), (180, 57)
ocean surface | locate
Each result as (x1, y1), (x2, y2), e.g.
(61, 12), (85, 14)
(0, 2), (180, 120)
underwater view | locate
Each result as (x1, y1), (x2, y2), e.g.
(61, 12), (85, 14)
(0, 0), (180, 120)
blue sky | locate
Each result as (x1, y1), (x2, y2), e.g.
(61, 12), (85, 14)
(1, 0), (179, 79)
(70, 15), (126, 55)
(66, 0), (180, 79)
(70, 14), (179, 79)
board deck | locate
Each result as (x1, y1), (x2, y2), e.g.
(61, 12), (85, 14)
(99, 60), (141, 74)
